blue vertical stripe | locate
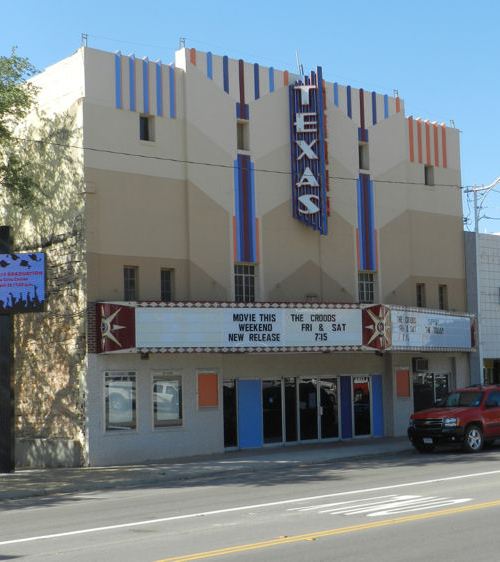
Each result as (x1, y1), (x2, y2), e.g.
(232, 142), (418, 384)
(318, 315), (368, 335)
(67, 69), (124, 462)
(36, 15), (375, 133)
(368, 178), (376, 270)
(129, 55), (136, 112)
(114, 53), (122, 109)
(372, 375), (384, 437)
(169, 65), (176, 118)
(254, 63), (260, 100)
(269, 67), (275, 92)
(237, 380), (263, 448)
(346, 85), (352, 118)
(155, 62), (163, 116)
(249, 161), (256, 262)
(384, 94), (389, 119)
(333, 82), (339, 107)
(207, 52), (213, 79)
(142, 58), (149, 114)
(356, 177), (364, 268)
(233, 159), (241, 260)
(223, 56), (229, 93)
(371, 91), (377, 125)
(340, 377), (353, 439)
(316, 66), (328, 236)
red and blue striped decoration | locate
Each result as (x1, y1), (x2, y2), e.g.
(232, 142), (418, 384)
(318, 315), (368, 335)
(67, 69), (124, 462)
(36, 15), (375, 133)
(357, 173), (377, 271)
(233, 155), (257, 263)
(236, 59), (249, 120)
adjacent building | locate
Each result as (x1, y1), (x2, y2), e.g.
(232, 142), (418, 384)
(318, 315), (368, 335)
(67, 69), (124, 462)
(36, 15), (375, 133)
(2, 45), (474, 467)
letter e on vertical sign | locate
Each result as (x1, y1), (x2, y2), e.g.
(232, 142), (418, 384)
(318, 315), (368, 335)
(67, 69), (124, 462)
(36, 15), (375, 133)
(289, 68), (328, 234)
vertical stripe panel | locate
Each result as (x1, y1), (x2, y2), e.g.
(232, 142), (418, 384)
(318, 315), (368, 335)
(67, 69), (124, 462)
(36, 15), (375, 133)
(114, 53), (122, 109)
(408, 117), (415, 162)
(346, 85), (352, 118)
(441, 124), (447, 168)
(368, 179), (376, 270)
(129, 55), (136, 112)
(189, 48), (196, 65)
(333, 83), (339, 107)
(223, 56), (229, 93)
(433, 123), (440, 167)
(142, 59), (149, 114)
(425, 121), (431, 165)
(359, 88), (365, 129)
(340, 376), (353, 439)
(416, 120), (423, 163)
(269, 67), (275, 92)
(169, 65), (176, 118)
(383, 94), (389, 119)
(371, 91), (377, 125)
(372, 375), (384, 437)
(233, 161), (241, 261)
(254, 63), (260, 99)
(155, 62), (163, 116)
(207, 52), (213, 79)
(283, 70), (289, 86)
(238, 59), (245, 118)
(249, 161), (257, 262)
(395, 97), (401, 113)
(357, 178), (364, 269)
(237, 380), (263, 448)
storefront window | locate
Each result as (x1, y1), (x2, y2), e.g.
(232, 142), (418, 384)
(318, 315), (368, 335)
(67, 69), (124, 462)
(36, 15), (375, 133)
(105, 372), (136, 431)
(153, 373), (182, 427)
(412, 372), (450, 412)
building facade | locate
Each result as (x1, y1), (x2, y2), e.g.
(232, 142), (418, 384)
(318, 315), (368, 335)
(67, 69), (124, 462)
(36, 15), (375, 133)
(466, 232), (500, 384)
(4, 46), (474, 467)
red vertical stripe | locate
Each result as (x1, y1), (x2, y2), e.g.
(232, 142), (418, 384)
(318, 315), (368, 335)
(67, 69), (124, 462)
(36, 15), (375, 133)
(189, 48), (196, 66)
(359, 88), (365, 130)
(395, 97), (401, 113)
(441, 124), (447, 168)
(356, 230), (360, 269)
(433, 123), (440, 167)
(425, 121), (431, 165)
(283, 70), (289, 86)
(408, 117), (415, 162)
(416, 119), (423, 164)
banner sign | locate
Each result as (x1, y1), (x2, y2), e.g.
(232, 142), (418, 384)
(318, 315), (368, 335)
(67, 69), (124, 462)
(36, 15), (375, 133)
(289, 67), (329, 234)
(390, 308), (472, 350)
(0, 253), (45, 314)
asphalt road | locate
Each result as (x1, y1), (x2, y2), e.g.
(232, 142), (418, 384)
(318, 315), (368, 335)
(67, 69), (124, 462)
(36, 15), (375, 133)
(2, 447), (500, 561)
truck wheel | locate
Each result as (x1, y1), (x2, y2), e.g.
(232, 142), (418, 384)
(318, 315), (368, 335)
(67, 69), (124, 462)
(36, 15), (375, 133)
(413, 440), (435, 453)
(463, 425), (483, 453)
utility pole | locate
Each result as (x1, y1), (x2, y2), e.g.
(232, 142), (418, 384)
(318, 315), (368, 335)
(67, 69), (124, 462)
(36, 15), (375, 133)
(465, 177), (500, 384)
(0, 226), (14, 473)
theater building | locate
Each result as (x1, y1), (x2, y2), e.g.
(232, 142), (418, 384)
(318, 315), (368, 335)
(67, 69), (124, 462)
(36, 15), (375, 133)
(10, 45), (474, 466)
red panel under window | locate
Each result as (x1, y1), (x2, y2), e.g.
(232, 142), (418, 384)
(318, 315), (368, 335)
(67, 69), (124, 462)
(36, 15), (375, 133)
(396, 369), (410, 398)
(198, 373), (219, 408)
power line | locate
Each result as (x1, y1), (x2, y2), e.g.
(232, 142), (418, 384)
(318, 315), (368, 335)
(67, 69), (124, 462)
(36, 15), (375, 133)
(12, 136), (465, 190)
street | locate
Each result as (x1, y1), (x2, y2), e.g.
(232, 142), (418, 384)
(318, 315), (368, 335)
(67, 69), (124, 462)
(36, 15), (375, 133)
(2, 447), (500, 561)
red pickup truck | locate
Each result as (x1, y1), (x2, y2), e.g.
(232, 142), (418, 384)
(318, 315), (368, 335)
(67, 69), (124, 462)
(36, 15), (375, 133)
(408, 385), (500, 453)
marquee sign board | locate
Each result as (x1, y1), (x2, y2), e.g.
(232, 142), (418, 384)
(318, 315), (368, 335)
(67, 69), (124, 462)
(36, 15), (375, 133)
(390, 308), (473, 351)
(0, 253), (46, 314)
(289, 67), (329, 234)
(94, 302), (474, 354)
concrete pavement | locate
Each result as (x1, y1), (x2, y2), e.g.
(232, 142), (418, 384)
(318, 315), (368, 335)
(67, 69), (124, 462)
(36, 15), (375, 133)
(0, 436), (411, 501)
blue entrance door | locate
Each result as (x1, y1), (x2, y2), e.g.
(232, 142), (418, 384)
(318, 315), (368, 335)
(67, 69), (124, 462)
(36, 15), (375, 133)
(237, 380), (263, 448)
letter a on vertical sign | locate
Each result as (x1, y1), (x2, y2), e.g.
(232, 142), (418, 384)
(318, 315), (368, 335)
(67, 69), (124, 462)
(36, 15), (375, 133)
(289, 67), (328, 234)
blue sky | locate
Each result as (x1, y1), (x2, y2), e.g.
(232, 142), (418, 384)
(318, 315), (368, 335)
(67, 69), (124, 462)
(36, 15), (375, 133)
(3, 0), (499, 232)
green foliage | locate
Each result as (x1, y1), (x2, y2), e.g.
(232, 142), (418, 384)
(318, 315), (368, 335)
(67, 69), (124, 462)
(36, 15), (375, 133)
(0, 48), (38, 206)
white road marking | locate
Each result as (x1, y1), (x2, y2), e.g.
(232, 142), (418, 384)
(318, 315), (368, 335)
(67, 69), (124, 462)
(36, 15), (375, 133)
(289, 494), (472, 517)
(0, 468), (499, 546)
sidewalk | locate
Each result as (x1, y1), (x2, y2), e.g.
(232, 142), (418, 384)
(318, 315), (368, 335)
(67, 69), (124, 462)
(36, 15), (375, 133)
(0, 437), (411, 501)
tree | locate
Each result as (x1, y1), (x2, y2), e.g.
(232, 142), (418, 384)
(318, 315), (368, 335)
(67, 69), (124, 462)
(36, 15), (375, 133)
(0, 48), (38, 205)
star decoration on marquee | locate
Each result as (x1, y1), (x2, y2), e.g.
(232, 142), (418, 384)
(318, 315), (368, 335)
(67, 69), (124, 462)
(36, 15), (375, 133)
(364, 306), (391, 349)
(100, 306), (126, 348)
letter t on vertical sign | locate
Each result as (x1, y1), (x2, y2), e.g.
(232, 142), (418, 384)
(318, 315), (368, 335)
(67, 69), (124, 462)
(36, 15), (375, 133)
(0, 226), (14, 473)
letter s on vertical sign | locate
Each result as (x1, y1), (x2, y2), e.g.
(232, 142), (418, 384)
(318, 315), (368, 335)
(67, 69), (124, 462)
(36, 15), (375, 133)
(298, 194), (320, 215)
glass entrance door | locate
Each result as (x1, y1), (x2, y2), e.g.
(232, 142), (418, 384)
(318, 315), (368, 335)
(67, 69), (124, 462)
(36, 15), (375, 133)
(262, 379), (283, 443)
(353, 376), (371, 436)
(319, 378), (339, 439)
(299, 378), (318, 440)
(223, 380), (238, 448)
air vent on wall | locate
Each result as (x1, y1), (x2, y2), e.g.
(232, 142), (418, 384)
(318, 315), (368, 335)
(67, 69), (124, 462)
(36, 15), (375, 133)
(412, 357), (429, 372)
